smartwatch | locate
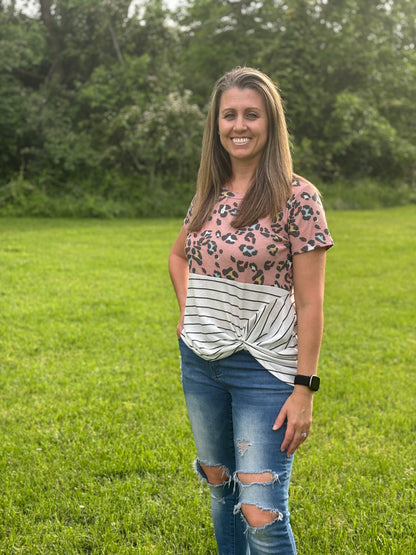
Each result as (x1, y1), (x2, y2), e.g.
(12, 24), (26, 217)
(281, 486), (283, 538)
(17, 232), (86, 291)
(294, 374), (320, 392)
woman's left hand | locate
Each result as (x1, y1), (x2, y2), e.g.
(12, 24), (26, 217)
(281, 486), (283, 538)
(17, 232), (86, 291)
(272, 388), (314, 457)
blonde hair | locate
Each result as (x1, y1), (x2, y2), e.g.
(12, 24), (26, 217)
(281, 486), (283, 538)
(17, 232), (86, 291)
(188, 67), (293, 232)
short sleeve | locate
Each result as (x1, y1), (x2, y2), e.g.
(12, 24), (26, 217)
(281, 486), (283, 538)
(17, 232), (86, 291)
(287, 178), (334, 255)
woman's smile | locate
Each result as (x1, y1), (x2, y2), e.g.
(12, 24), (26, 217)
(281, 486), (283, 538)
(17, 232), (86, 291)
(232, 137), (251, 145)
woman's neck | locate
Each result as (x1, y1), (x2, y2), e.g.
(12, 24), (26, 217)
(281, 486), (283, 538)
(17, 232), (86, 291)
(227, 164), (257, 194)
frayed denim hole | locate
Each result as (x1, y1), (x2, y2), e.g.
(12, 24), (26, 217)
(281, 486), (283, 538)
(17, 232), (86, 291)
(193, 459), (231, 487)
(234, 470), (280, 486)
(234, 503), (284, 527)
(236, 439), (252, 456)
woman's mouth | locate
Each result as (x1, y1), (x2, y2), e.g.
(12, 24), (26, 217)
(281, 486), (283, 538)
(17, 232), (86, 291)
(232, 137), (250, 145)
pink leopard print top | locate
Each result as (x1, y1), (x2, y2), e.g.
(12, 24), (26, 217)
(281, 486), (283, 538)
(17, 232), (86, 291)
(184, 176), (333, 292)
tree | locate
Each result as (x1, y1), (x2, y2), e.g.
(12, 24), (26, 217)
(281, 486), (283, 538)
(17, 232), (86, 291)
(0, 7), (46, 176)
(0, 0), (204, 211)
(177, 0), (282, 105)
(260, 0), (416, 181)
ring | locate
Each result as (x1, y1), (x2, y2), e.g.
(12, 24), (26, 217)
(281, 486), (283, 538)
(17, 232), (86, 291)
(300, 432), (307, 438)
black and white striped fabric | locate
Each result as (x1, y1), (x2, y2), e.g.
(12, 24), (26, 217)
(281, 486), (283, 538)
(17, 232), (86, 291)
(181, 273), (298, 385)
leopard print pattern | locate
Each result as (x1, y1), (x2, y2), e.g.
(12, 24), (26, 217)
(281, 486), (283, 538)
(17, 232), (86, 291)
(184, 177), (333, 291)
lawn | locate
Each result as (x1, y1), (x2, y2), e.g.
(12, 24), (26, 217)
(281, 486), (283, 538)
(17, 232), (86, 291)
(0, 207), (415, 554)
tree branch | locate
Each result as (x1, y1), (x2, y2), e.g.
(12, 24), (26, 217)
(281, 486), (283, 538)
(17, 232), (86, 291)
(108, 20), (124, 65)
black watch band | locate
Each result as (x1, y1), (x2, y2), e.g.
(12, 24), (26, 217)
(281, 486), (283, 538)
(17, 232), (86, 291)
(294, 374), (320, 391)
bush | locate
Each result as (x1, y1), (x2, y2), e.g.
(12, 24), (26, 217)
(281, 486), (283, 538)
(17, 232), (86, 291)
(318, 178), (416, 211)
(1, 172), (415, 218)
(0, 174), (195, 218)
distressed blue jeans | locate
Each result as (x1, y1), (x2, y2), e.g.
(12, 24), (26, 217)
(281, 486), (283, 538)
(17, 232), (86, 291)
(179, 338), (297, 555)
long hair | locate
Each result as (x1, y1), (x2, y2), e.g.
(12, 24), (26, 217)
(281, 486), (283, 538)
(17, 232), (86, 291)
(188, 67), (293, 232)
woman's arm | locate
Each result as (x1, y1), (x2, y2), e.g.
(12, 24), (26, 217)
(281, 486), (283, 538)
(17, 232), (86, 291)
(273, 247), (327, 456)
(168, 226), (189, 338)
(293, 247), (326, 377)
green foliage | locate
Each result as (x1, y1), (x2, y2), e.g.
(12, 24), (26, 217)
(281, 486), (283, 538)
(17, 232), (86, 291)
(258, 0), (416, 181)
(0, 10), (45, 172)
(326, 92), (416, 178)
(0, 210), (415, 552)
(178, 0), (281, 103)
(319, 178), (416, 211)
(0, 0), (415, 215)
(0, 0), (203, 205)
(0, 172), (197, 218)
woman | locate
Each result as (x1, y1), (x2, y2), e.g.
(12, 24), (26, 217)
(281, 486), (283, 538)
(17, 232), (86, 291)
(169, 67), (333, 555)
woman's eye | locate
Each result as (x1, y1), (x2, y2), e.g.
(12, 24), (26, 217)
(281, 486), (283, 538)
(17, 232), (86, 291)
(247, 113), (259, 119)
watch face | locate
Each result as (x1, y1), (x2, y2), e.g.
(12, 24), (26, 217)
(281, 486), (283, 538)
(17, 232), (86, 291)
(310, 375), (320, 391)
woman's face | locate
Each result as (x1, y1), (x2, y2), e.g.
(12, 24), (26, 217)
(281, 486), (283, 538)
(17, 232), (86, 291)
(218, 87), (268, 167)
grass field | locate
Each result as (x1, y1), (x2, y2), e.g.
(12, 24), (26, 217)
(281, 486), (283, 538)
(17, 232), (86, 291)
(0, 207), (415, 554)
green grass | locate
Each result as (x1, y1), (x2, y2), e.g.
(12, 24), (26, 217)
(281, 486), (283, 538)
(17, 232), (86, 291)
(0, 207), (415, 554)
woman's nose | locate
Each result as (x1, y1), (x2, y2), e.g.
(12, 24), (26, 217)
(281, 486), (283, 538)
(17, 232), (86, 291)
(233, 115), (247, 131)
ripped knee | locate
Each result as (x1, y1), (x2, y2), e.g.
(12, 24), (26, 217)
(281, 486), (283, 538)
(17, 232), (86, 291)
(238, 471), (274, 484)
(237, 471), (283, 528)
(197, 460), (230, 485)
(240, 504), (283, 527)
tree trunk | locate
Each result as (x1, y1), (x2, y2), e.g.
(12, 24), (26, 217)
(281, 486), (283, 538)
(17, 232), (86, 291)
(39, 0), (63, 82)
